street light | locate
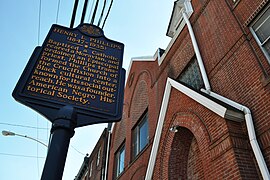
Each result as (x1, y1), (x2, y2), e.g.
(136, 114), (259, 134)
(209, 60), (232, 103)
(2, 130), (48, 147)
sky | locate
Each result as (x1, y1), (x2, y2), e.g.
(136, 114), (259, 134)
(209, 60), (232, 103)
(0, 0), (173, 179)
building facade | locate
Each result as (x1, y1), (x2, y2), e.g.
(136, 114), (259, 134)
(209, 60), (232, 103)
(75, 128), (110, 180)
(80, 0), (270, 179)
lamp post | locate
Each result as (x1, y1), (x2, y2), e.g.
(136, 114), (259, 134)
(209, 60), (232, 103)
(2, 130), (48, 147)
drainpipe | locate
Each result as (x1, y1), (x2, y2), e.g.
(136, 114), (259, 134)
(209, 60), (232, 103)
(182, 11), (211, 93)
(201, 90), (270, 179)
(182, 10), (270, 179)
(104, 125), (112, 180)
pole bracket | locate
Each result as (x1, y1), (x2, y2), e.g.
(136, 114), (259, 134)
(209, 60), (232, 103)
(51, 105), (77, 137)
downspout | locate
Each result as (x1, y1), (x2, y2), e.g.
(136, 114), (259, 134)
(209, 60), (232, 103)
(182, 10), (270, 179)
(104, 125), (112, 180)
(201, 90), (270, 179)
(182, 11), (211, 93)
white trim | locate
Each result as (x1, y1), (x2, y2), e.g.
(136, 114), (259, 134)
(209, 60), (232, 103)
(158, 26), (182, 66)
(145, 79), (172, 180)
(182, 11), (211, 92)
(250, 26), (270, 64)
(203, 91), (270, 179)
(125, 56), (155, 86)
(159, 0), (193, 66)
(96, 147), (101, 166)
(131, 56), (154, 61)
(169, 79), (226, 117)
(145, 78), (227, 180)
(111, 122), (115, 133)
(89, 161), (93, 177)
(103, 129), (111, 180)
(124, 0), (194, 81)
(249, 4), (270, 64)
(83, 169), (88, 179)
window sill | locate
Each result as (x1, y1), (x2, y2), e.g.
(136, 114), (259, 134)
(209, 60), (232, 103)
(129, 143), (151, 167)
(115, 171), (125, 180)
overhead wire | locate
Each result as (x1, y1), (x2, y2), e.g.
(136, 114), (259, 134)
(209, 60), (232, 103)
(102, 0), (113, 29)
(28, 0), (116, 174)
(0, 122), (48, 130)
(87, 0), (96, 23)
(56, 0), (61, 24)
(52, 0), (62, 150)
(70, 145), (85, 156)
(70, 0), (79, 28)
(1, 0), (106, 176)
(0, 152), (45, 159)
(81, 0), (89, 24)
(90, 0), (100, 24)
(70, 0), (113, 28)
(97, 0), (107, 27)
(38, 0), (42, 45)
(37, 0), (42, 177)
(36, 114), (40, 177)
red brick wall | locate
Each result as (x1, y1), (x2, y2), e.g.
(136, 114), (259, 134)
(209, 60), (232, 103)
(165, 128), (205, 180)
(84, 129), (108, 180)
(108, 61), (159, 180)
(187, 137), (204, 179)
(107, 0), (270, 179)
(130, 80), (149, 127)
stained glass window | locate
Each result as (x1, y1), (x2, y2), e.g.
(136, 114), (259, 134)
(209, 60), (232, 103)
(178, 58), (204, 90)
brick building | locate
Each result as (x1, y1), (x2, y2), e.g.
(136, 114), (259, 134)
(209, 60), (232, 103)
(80, 0), (270, 179)
(75, 128), (110, 180)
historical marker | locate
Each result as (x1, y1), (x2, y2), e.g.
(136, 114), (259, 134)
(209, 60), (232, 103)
(13, 24), (125, 127)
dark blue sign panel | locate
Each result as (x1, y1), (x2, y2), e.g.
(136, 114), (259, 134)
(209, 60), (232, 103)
(13, 24), (125, 127)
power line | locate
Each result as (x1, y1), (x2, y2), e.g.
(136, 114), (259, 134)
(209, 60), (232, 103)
(36, 114), (40, 178)
(91, 0), (100, 24)
(81, 0), (89, 24)
(102, 0), (113, 29)
(88, 0), (96, 22)
(97, 0), (107, 27)
(38, 0), (42, 45)
(0, 152), (45, 159)
(70, 0), (79, 28)
(56, 0), (61, 24)
(0, 122), (48, 130)
(70, 145), (85, 156)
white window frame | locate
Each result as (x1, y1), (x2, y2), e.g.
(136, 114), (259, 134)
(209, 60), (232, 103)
(115, 145), (125, 177)
(96, 147), (101, 167)
(89, 161), (93, 177)
(83, 169), (88, 180)
(132, 112), (149, 158)
(250, 4), (270, 64)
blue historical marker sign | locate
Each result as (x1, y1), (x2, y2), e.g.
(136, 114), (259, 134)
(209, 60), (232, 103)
(13, 24), (125, 127)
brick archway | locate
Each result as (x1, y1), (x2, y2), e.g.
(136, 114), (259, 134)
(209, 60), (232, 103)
(130, 165), (146, 180)
(159, 112), (211, 179)
(168, 127), (204, 180)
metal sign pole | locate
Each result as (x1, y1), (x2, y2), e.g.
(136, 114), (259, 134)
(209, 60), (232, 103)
(41, 106), (77, 180)
(12, 23), (125, 179)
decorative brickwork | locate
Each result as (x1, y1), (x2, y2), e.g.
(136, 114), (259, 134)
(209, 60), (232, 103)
(130, 80), (149, 127)
(104, 0), (270, 179)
